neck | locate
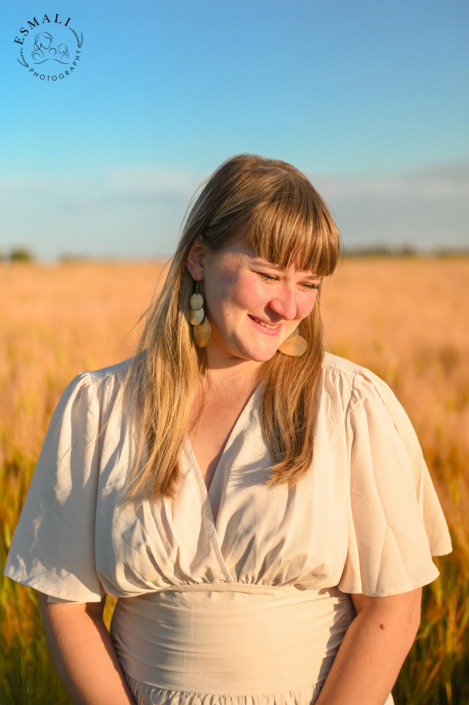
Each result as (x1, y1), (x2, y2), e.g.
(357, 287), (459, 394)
(203, 348), (264, 393)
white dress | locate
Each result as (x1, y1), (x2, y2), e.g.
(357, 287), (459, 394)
(4, 353), (452, 705)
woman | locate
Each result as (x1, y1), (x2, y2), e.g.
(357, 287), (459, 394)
(4, 154), (452, 705)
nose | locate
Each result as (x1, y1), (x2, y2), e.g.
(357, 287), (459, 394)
(268, 285), (297, 321)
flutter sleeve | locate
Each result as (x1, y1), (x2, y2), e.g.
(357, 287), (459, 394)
(3, 372), (105, 602)
(338, 367), (452, 597)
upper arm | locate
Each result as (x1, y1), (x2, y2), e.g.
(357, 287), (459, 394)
(39, 591), (106, 622)
(351, 587), (422, 632)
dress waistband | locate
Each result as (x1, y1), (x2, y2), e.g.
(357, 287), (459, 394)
(111, 587), (354, 696)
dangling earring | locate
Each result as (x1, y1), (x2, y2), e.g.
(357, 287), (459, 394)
(277, 327), (307, 357)
(190, 281), (211, 348)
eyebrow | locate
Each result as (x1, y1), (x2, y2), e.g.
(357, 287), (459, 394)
(251, 258), (323, 280)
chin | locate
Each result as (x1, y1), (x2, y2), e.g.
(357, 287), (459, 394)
(240, 344), (279, 363)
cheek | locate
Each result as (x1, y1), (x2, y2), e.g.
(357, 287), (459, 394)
(208, 270), (265, 312)
(297, 291), (319, 319)
(203, 261), (238, 307)
(231, 276), (267, 309)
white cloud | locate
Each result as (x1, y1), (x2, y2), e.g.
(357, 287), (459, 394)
(1, 163), (468, 259)
(309, 164), (469, 249)
(0, 167), (205, 259)
(311, 163), (469, 199)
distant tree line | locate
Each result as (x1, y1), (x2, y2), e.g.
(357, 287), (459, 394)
(1, 246), (468, 263)
(343, 245), (469, 257)
(0, 247), (34, 263)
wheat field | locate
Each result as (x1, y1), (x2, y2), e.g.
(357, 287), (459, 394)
(1, 258), (468, 704)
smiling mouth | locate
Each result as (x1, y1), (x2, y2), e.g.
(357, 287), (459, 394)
(248, 315), (280, 330)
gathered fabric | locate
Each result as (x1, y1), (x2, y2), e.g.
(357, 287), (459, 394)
(126, 675), (323, 705)
(126, 678), (394, 705)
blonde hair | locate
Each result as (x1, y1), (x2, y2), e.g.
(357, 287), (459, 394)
(124, 154), (340, 503)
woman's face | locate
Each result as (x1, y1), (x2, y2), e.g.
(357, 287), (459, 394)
(186, 234), (322, 364)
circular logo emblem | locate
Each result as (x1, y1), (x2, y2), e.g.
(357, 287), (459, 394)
(15, 13), (83, 82)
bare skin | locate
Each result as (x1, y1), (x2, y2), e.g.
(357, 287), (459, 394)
(40, 232), (422, 704)
(185, 234), (321, 490)
(39, 593), (136, 705)
(317, 590), (422, 704)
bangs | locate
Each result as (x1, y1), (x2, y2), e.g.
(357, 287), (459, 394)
(243, 178), (340, 278)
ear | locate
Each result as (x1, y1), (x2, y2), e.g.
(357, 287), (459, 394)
(185, 234), (205, 281)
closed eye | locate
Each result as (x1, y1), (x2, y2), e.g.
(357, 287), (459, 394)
(258, 272), (320, 291)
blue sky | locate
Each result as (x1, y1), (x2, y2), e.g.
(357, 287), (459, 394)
(1, 0), (468, 258)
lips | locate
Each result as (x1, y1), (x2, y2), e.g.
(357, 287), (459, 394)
(248, 315), (279, 329)
(248, 314), (282, 337)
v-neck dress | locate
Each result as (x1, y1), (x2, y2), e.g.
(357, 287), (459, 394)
(4, 353), (452, 705)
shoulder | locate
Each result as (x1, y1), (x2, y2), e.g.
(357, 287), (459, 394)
(87, 355), (135, 387)
(321, 351), (393, 392)
(321, 351), (363, 379)
(84, 355), (136, 418)
(56, 356), (135, 421)
(321, 353), (421, 454)
(320, 352), (400, 413)
(320, 351), (371, 397)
